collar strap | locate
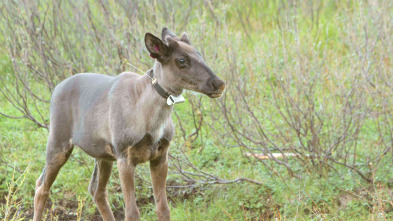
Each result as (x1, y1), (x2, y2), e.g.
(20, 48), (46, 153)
(147, 70), (171, 99)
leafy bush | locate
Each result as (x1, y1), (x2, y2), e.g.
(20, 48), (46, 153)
(1, 0), (392, 220)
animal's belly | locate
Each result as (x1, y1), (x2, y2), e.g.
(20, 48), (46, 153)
(73, 133), (167, 164)
(72, 137), (117, 161)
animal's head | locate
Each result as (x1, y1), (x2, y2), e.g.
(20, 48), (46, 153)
(145, 27), (225, 98)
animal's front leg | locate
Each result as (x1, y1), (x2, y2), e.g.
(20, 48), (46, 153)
(117, 158), (140, 221)
(150, 142), (170, 221)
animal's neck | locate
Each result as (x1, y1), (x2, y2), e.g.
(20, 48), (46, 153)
(132, 73), (173, 138)
(153, 62), (183, 97)
(132, 63), (177, 125)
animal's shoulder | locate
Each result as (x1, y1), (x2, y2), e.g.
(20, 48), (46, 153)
(116, 72), (142, 80)
(65, 73), (114, 83)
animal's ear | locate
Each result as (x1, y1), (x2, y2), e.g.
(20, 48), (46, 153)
(180, 32), (191, 45)
(145, 33), (171, 62)
(161, 27), (176, 42)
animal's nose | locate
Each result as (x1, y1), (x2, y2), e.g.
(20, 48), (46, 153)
(211, 78), (225, 91)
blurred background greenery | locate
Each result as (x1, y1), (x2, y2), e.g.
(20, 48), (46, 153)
(1, 0), (392, 220)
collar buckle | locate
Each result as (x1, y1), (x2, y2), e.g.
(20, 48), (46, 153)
(151, 77), (157, 85)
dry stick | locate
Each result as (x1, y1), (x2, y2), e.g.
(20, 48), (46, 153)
(0, 159), (23, 173)
(170, 96), (263, 186)
(252, 154), (325, 220)
(0, 71), (26, 112)
(169, 152), (263, 187)
(216, 79), (295, 178)
(327, 156), (372, 183)
(246, 153), (300, 160)
(17, 75), (50, 103)
(187, 95), (204, 144)
(173, 111), (187, 142)
(234, 81), (298, 176)
(236, 8), (252, 42)
(179, 0), (193, 31)
(303, 189), (328, 220)
(0, 74), (47, 128)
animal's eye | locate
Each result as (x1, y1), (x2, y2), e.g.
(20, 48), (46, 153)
(178, 58), (186, 64)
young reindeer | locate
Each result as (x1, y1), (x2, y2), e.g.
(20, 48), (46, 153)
(33, 27), (225, 221)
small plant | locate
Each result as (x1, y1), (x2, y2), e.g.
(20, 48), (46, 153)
(76, 196), (85, 221)
(0, 166), (28, 221)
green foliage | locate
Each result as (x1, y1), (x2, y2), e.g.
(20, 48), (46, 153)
(1, 0), (393, 220)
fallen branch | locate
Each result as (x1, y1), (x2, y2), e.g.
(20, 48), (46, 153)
(246, 152), (300, 160)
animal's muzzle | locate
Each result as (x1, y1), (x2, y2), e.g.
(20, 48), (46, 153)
(209, 77), (225, 92)
(206, 77), (225, 98)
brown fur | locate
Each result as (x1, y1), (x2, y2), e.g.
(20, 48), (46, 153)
(33, 28), (225, 221)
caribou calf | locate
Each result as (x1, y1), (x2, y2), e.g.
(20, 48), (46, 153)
(33, 28), (225, 221)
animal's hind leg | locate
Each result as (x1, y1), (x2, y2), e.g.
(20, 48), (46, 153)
(33, 139), (73, 221)
(88, 159), (115, 221)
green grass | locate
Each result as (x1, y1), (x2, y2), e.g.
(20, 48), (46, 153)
(2, 103), (392, 220)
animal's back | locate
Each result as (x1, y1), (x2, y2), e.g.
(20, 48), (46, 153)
(49, 73), (116, 153)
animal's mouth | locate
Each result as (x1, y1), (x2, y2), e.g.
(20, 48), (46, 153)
(208, 92), (223, 98)
(205, 85), (225, 98)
